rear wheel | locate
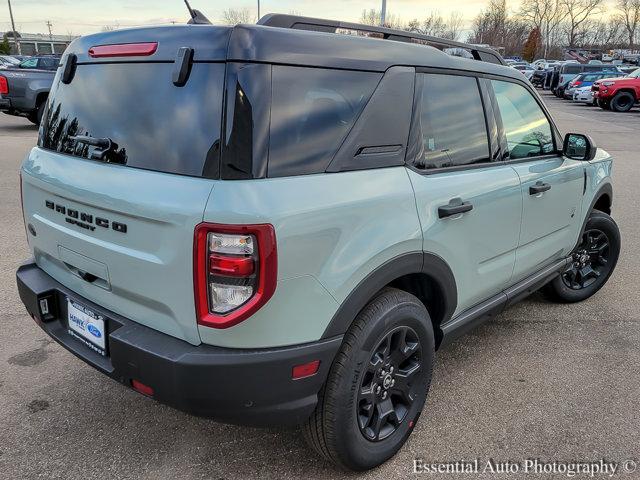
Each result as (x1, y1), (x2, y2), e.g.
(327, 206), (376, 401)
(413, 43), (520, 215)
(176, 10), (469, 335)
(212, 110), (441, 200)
(303, 288), (434, 471)
(28, 102), (45, 126)
(543, 211), (620, 303)
(610, 91), (635, 112)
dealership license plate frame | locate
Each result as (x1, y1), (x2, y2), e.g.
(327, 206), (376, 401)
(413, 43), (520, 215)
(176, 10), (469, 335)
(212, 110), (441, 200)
(67, 298), (108, 356)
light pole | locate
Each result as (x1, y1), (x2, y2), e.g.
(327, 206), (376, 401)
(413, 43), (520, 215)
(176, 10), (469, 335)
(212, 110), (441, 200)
(380, 0), (386, 26)
(257, 0), (260, 21)
(7, 0), (21, 55)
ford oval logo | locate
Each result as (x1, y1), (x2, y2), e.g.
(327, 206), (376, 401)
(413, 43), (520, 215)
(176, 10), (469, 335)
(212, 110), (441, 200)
(87, 324), (102, 338)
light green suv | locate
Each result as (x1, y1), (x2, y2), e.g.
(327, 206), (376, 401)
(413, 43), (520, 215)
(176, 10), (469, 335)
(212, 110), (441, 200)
(16, 14), (619, 471)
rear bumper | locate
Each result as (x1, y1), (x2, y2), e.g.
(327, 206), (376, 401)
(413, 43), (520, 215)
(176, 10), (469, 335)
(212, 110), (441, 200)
(16, 260), (342, 426)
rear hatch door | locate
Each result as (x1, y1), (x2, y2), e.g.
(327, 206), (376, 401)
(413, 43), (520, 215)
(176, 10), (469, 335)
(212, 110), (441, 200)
(21, 26), (231, 344)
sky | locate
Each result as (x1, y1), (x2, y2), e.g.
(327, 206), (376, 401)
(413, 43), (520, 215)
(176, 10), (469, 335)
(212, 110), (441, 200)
(0, 0), (499, 37)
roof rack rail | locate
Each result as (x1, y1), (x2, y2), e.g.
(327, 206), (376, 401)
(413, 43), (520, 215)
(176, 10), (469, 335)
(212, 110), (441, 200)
(257, 14), (505, 65)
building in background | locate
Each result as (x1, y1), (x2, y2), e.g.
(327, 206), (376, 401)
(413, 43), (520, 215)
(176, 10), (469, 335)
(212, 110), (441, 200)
(1, 31), (76, 55)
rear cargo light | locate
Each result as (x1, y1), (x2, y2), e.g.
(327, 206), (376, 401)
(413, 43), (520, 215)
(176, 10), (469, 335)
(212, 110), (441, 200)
(131, 379), (154, 397)
(0, 75), (8, 95)
(88, 42), (158, 58)
(194, 223), (277, 329)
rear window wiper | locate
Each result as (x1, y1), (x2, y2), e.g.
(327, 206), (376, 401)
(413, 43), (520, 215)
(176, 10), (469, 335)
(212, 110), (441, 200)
(70, 135), (126, 165)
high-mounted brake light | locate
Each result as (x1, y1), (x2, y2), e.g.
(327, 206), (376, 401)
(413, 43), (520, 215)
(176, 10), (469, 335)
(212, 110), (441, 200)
(0, 75), (8, 95)
(88, 42), (158, 58)
(194, 223), (277, 329)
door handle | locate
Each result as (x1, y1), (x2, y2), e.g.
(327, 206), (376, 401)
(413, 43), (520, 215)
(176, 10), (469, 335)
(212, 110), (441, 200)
(438, 199), (473, 218)
(529, 181), (551, 195)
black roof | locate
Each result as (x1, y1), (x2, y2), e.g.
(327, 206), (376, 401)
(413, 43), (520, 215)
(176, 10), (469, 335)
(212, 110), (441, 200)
(66, 15), (521, 81)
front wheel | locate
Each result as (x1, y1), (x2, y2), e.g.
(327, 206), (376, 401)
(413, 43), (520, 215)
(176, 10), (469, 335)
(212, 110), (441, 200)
(597, 98), (610, 109)
(610, 91), (635, 112)
(303, 288), (434, 471)
(543, 211), (620, 303)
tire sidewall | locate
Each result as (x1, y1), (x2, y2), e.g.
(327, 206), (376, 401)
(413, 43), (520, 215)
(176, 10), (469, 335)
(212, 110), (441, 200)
(611, 92), (634, 112)
(328, 294), (434, 470)
(551, 213), (620, 302)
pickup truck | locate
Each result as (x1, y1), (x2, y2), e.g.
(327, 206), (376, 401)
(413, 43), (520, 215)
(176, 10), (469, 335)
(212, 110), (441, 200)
(0, 56), (59, 125)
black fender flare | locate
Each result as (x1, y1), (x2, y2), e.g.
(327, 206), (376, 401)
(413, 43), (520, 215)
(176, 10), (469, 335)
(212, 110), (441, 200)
(574, 183), (613, 250)
(321, 252), (457, 339)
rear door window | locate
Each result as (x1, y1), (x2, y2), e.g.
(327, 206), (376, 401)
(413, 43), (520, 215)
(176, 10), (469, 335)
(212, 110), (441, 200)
(491, 80), (555, 160)
(407, 73), (490, 170)
(268, 66), (381, 177)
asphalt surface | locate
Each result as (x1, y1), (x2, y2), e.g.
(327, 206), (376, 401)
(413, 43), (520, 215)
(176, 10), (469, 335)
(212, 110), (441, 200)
(0, 93), (639, 480)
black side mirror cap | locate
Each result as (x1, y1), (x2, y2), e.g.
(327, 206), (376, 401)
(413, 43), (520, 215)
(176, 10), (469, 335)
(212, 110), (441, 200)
(563, 133), (597, 161)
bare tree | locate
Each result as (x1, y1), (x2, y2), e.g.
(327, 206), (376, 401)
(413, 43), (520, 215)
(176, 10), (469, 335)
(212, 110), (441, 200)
(616, 0), (640, 48)
(221, 7), (255, 25)
(468, 0), (530, 56)
(520, 0), (567, 57)
(562, 0), (603, 47)
(407, 11), (465, 40)
(468, 0), (508, 47)
(584, 18), (625, 48)
(407, 11), (446, 37)
(360, 9), (404, 29)
(445, 12), (465, 41)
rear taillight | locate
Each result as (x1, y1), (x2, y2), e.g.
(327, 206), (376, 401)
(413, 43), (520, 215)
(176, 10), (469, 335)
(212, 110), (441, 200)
(194, 223), (277, 329)
(0, 75), (8, 95)
(572, 81), (582, 87)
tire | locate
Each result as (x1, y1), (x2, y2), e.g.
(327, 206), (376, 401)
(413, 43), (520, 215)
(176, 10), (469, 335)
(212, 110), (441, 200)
(597, 98), (610, 109)
(610, 91), (635, 112)
(543, 211), (620, 303)
(28, 102), (45, 126)
(303, 288), (435, 471)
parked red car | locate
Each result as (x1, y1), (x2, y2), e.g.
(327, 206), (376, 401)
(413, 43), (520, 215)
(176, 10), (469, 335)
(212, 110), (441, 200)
(592, 68), (640, 112)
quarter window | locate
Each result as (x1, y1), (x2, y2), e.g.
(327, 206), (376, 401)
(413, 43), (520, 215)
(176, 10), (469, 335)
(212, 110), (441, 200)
(491, 80), (554, 160)
(408, 73), (490, 170)
(268, 66), (381, 177)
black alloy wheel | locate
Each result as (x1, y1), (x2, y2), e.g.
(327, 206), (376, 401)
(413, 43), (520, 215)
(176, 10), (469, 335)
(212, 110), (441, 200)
(543, 211), (620, 303)
(357, 326), (421, 442)
(562, 228), (610, 290)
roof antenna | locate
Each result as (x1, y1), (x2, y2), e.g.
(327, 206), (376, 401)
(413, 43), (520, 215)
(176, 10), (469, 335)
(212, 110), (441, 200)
(183, 0), (211, 24)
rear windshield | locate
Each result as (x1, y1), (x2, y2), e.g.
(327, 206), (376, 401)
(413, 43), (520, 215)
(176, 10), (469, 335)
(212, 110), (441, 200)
(563, 65), (582, 74)
(40, 63), (224, 178)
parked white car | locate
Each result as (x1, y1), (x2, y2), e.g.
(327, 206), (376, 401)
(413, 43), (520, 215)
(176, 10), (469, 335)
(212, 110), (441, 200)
(511, 63), (535, 80)
(572, 85), (596, 105)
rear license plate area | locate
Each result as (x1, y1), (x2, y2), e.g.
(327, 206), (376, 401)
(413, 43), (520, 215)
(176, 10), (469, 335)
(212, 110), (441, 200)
(67, 299), (108, 356)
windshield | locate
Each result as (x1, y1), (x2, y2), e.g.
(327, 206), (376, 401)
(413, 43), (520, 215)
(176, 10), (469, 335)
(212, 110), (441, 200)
(628, 68), (640, 78)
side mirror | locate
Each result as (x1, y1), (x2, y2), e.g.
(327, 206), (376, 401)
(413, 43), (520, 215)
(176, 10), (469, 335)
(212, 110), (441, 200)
(563, 133), (597, 161)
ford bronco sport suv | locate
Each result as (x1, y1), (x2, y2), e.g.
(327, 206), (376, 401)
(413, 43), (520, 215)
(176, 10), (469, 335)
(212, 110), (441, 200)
(16, 14), (620, 471)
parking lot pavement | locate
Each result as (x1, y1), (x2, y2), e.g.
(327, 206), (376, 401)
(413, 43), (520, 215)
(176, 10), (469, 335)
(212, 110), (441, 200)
(1, 94), (639, 480)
